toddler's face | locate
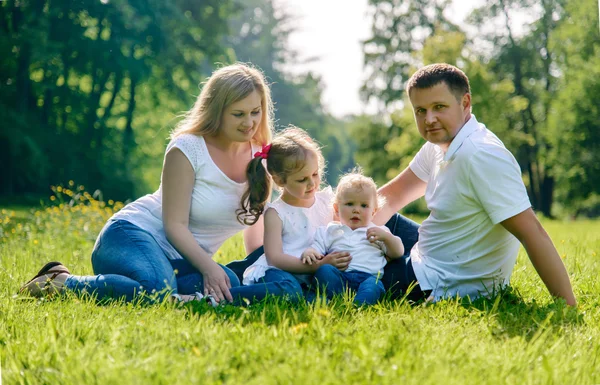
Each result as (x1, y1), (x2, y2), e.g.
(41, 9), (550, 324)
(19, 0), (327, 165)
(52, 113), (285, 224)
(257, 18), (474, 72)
(335, 188), (376, 230)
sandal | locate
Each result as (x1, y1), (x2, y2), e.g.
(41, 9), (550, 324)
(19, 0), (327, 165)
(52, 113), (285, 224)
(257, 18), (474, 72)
(194, 292), (218, 307)
(19, 261), (71, 297)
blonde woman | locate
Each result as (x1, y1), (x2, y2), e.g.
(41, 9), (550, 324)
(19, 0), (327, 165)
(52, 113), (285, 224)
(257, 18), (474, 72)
(20, 63), (274, 304)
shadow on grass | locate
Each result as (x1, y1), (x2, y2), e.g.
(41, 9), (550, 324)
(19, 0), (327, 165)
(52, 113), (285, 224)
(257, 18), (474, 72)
(181, 287), (418, 327)
(182, 296), (319, 327)
(461, 287), (583, 340)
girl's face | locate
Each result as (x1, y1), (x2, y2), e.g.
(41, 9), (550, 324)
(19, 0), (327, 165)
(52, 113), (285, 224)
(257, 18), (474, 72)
(218, 90), (263, 143)
(277, 151), (321, 207)
(334, 187), (376, 230)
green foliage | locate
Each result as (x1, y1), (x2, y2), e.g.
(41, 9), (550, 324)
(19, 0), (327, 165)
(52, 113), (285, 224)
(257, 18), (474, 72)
(0, 0), (234, 200)
(0, 0), (357, 201)
(362, 0), (458, 107)
(547, 0), (600, 216)
(2, 201), (599, 384)
(3, 0), (599, 215)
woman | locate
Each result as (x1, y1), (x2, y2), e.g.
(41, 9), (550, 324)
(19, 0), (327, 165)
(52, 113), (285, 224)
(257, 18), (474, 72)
(20, 63), (274, 303)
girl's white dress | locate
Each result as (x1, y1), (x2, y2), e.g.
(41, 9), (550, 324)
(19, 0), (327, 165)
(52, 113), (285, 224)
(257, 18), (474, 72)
(242, 187), (334, 285)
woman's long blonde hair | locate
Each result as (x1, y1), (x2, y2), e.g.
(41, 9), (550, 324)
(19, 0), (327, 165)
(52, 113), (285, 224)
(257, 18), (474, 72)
(171, 63), (274, 145)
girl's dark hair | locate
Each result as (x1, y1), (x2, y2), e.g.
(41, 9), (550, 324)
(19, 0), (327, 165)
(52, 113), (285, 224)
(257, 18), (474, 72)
(236, 126), (324, 225)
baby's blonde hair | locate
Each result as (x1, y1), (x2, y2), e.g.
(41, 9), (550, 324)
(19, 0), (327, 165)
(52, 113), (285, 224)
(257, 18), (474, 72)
(335, 169), (385, 210)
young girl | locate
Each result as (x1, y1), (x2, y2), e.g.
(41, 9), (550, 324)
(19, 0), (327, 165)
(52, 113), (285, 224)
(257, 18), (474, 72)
(303, 172), (404, 305)
(227, 126), (351, 304)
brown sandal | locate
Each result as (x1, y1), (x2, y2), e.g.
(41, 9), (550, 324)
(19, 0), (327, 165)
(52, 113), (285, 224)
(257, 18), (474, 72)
(19, 261), (71, 297)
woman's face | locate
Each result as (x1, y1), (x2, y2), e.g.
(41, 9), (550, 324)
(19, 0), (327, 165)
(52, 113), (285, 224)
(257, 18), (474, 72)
(218, 90), (263, 143)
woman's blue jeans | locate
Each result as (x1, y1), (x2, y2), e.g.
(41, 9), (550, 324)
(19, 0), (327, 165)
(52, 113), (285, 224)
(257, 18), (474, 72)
(64, 219), (239, 302)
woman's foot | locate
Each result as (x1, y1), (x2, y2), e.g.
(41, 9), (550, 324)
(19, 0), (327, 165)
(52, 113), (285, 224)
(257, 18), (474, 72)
(174, 292), (218, 307)
(19, 261), (71, 297)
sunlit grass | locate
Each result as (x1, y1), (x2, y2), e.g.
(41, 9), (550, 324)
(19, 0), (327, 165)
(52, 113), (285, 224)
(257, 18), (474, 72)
(1, 187), (599, 384)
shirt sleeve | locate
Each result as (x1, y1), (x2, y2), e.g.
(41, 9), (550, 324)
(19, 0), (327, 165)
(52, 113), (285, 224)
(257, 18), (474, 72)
(468, 147), (531, 224)
(409, 143), (434, 182)
(166, 134), (204, 173)
(310, 226), (329, 254)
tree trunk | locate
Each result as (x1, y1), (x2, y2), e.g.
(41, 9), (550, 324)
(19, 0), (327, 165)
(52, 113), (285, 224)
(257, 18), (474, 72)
(123, 75), (137, 163)
(539, 175), (554, 218)
(85, 68), (111, 147)
(96, 71), (123, 150)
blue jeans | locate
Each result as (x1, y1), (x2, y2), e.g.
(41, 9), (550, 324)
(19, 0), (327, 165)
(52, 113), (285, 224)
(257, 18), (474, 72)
(229, 269), (303, 305)
(226, 213), (426, 302)
(379, 214), (430, 302)
(313, 264), (385, 305)
(64, 219), (239, 302)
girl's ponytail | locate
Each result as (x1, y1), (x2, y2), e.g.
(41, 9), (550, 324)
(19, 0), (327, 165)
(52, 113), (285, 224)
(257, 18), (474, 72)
(237, 156), (272, 225)
(237, 126), (320, 225)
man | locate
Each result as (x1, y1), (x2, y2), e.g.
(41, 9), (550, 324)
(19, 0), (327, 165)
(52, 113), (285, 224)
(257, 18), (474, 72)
(375, 63), (576, 306)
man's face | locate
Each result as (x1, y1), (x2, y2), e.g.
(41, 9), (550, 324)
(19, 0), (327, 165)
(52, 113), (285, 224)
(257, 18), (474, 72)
(409, 82), (471, 150)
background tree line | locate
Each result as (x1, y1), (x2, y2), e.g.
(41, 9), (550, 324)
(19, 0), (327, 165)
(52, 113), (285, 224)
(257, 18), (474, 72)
(1, 0), (598, 217)
(0, 0), (355, 202)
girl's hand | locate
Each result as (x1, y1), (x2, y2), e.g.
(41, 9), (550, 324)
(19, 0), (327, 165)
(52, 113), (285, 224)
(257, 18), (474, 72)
(202, 263), (233, 303)
(366, 227), (389, 244)
(301, 248), (323, 265)
(321, 251), (351, 271)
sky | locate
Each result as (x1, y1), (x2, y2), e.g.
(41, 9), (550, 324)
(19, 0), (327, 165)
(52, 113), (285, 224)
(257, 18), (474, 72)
(274, 0), (491, 118)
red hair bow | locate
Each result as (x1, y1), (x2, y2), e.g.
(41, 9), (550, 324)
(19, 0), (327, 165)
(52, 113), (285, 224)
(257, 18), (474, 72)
(254, 144), (272, 159)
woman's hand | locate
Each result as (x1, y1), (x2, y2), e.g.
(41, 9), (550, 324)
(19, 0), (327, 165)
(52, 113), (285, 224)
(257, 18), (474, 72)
(202, 262), (233, 303)
(321, 251), (352, 271)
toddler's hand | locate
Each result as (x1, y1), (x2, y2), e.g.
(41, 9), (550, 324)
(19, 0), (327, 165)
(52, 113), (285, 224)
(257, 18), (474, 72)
(322, 251), (352, 271)
(301, 248), (323, 265)
(366, 226), (388, 244)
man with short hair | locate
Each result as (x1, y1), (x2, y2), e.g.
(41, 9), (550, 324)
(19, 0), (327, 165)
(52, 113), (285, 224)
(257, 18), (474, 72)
(376, 63), (576, 306)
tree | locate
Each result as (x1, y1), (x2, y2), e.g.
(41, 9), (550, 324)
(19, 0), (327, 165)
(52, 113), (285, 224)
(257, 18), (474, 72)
(547, 0), (600, 216)
(0, 0), (233, 199)
(362, 0), (458, 110)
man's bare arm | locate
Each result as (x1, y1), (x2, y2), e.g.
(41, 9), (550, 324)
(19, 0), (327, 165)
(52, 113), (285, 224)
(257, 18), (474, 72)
(373, 167), (427, 226)
(501, 208), (576, 306)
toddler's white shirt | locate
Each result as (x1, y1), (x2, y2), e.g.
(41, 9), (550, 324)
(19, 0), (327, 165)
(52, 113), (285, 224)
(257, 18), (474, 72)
(311, 222), (390, 277)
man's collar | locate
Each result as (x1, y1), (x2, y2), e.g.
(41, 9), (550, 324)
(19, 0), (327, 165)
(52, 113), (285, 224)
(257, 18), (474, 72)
(443, 114), (479, 162)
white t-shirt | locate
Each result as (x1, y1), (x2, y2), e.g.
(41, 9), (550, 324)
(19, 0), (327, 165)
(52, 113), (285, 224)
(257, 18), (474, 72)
(112, 134), (259, 260)
(311, 222), (389, 276)
(409, 115), (531, 301)
(242, 187), (334, 285)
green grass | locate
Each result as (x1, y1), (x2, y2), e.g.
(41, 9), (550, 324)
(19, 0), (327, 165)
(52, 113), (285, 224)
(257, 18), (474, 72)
(1, 196), (599, 384)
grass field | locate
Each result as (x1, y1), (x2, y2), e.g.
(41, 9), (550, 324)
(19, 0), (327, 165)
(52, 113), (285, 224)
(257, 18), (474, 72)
(1, 190), (599, 384)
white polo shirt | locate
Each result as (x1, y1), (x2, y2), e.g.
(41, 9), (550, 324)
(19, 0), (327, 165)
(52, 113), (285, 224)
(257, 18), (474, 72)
(311, 222), (389, 277)
(409, 115), (531, 301)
